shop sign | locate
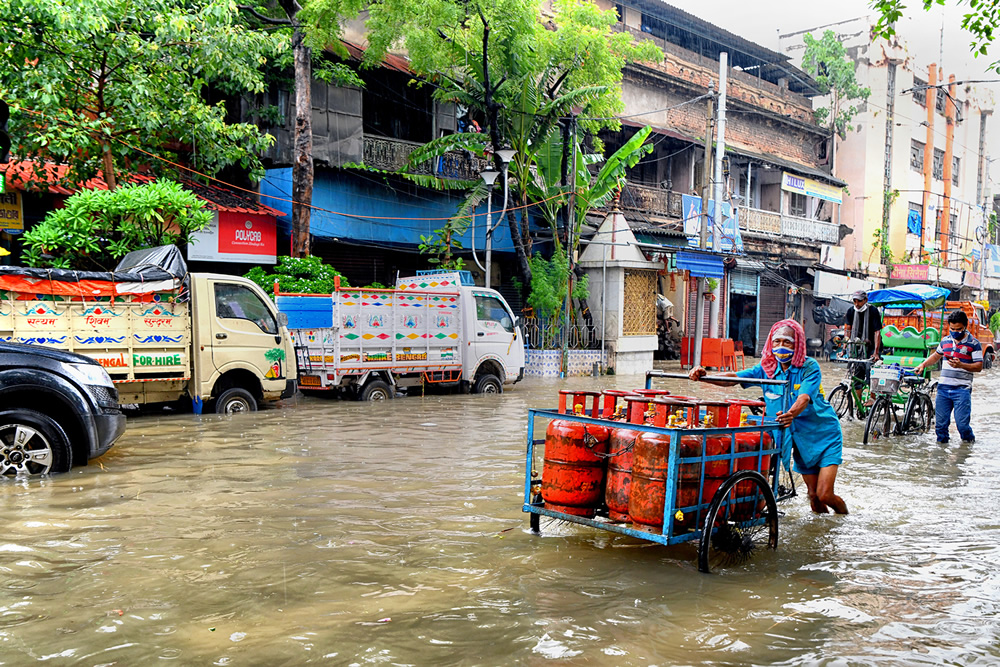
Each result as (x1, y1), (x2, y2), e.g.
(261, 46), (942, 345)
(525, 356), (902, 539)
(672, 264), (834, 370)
(889, 264), (930, 281)
(781, 172), (843, 204)
(189, 211), (277, 264)
(986, 244), (1000, 278)
(0, 190), (23, 231)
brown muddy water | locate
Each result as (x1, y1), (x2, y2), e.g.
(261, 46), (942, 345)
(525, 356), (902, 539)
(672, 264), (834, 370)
(2, 364), (999, 665)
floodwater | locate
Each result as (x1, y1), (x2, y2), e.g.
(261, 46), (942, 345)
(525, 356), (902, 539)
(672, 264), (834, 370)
(2, 363), (999, 665)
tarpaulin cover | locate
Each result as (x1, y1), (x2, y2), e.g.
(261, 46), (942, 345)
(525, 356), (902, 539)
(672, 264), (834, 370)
(0, 245), (186, 296)
(811, 297), (852, 325)
(676, 251), (724, 279)
(865, 283), (950, 309)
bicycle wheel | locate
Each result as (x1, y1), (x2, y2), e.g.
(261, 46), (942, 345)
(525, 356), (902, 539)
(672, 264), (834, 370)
(902, 393), (934, 434)
(827, 385), (852, 419)
(863, 397), (892, 444)
(698, 470), (778, 573)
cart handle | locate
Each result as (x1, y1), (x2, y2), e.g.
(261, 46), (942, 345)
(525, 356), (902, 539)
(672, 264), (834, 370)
(645, 370), (788, 386)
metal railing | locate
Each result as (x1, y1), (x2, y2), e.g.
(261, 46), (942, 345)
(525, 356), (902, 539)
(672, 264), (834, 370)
(362, 135), (490, 181)
(523, 317), (602, 350)
(616, 183), (684, 218)
(738, 206), (840, 244)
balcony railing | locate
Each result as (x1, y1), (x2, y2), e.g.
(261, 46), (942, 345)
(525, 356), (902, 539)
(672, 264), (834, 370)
(738, 207), (840, 244)
(618, 183), (684, 219)
(363, 135), (490, 181)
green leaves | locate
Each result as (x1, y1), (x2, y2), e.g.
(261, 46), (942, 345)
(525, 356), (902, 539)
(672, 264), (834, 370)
(22, 180), (211, 270)
(245, 255), (350, 295)
(802, 30), (871, 138)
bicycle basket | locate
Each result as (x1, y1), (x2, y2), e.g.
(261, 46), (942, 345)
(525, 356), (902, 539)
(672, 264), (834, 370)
(870, 366), (903, 395)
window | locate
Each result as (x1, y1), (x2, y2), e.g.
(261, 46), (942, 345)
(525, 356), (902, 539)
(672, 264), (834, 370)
(907, 202), (923, 236)
(614, 2), (624, 22)
(932, 148), (945, 180)
(952, 156), (960, 186)
(910, 139), (925, 171)
(912, 78), (926, 106)
(936, 90), (947, 115)
(789, 191), (807, 217)
(475, 295), (514, 333)
(215, 284), (278, 335)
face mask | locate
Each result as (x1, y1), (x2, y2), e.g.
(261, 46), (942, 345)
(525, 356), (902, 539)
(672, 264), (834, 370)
(772, 345), (795, 362)
(951, 330), (966, 341)
(854, 303), (868, 313)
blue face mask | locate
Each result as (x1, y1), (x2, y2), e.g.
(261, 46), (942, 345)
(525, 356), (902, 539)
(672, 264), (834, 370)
(772, 346), (794, 362)
(951, 329), (966, 341)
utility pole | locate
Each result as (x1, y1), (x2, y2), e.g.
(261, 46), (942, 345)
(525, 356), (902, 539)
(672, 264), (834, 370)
(693, 87), (715, 367)
(562, 114), (577, 377)
(709, 52), (728, 338)
(880, 61), (897, 265)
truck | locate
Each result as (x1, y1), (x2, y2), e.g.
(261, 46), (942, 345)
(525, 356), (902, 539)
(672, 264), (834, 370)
(277, 271), (525, 399)
(0, 247), (297, 414)
(882, 300), (996, 368)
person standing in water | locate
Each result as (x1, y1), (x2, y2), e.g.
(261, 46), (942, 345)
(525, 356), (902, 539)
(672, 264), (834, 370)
(689, 319), (848, 514)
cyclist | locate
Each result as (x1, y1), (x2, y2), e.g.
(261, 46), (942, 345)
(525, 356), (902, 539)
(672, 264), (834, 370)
(689, 319), (848, 515)
(913, 309), (983, 443)
(845, 290), (882, 395)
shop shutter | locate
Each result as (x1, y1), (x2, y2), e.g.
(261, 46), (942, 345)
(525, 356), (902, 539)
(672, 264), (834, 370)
(731, 269), (758, 296)
(685, 273), (728, 339)
(756, 275), (786, 355)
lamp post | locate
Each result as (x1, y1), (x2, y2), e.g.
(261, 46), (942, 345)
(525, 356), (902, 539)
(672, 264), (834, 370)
(472, 169), (500, 277)
(484, 149), (516, 289)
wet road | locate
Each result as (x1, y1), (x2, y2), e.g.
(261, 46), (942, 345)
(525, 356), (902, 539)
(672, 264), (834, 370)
(2, 364), (999, 665)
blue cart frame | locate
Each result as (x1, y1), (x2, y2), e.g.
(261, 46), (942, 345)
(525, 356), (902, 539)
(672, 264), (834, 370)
(522, 371), (795, 572)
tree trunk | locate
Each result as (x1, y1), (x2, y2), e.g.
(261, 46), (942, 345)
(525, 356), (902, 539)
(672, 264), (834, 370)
(101, 140), (117, 191)
(506, 207), (532, 286)
(291, 26), (313, 257)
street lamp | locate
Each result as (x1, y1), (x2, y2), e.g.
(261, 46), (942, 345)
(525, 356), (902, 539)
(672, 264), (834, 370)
(485, 149), (515, 289)
(471, 169), (499, 277)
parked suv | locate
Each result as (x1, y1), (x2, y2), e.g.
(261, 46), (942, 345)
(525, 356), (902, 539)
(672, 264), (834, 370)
(0, 342), (126, 476)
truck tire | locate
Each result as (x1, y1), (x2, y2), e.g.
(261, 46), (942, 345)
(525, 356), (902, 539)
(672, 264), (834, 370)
(0, 409), (73, 476)
(215, 388), (257, 414)
(473, 373), (503, 394)
(359, 380), (393, 401)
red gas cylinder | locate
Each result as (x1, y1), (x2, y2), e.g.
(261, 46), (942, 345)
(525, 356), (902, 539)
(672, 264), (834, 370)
(629, 397), (699, 528)
(735, 429), (774, 473)
(600, 389), (633, 419)
(541, 390), (610, 517)
(604, 396), (651, 522)
(726, 398), (767, 427)
(698, 400), (732, 479)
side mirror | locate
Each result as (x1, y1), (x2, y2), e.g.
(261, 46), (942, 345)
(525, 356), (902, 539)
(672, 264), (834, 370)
(277, 312), (289, 328)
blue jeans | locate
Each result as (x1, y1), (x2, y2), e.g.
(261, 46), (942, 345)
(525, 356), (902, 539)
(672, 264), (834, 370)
(935, 384), (974, 442)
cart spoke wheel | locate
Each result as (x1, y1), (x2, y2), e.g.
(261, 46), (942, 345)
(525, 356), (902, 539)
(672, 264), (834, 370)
(828, 385), (851, 420)
(699, 471), (778, 573)
(863, 398), (892, 444)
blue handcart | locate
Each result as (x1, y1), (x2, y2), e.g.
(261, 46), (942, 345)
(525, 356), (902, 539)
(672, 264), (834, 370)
(522, 371), (797, 573)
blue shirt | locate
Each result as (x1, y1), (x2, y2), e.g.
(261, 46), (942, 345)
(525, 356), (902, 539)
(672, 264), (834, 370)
(936, 333), (983, 388)
(737, 357), (843, 470)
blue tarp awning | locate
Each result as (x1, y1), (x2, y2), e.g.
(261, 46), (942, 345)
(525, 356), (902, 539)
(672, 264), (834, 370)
(676, 251), (724, 279)
(866, 283), (950, 309)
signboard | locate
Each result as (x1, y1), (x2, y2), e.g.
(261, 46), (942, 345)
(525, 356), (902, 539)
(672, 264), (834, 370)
(813, 270), (873, 299)
(889, 264), (930, 281)
(781, 172), (843, 204)
(189, 211), (277, 264)
(681, 194), (743, 252)
(986, 243), (1000, 278)
(91, 351), (186, 372)
(0, 189), (23, 231)
(820, 244), (845, 270)
(964, 271), (981, 288)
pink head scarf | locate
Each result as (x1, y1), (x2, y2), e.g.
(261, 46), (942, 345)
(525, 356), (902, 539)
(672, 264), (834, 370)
(759, 318), (807, 379)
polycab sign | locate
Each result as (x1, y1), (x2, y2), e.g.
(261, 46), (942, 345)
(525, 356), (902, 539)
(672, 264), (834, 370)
(189, 211), (277, 264)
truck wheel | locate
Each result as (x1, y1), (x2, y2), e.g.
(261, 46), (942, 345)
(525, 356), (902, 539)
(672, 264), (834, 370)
(215, 388), (257, 414)
(360, 380), (393, 401)
(473, 373), (503, 394)
(0, 409), (73, 476)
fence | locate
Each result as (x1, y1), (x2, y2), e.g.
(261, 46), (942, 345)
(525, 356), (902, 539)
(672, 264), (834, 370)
(522, 316), (602, 350)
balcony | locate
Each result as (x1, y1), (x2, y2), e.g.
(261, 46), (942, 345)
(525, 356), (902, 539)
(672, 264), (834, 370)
(738, 207), (840, 244)
(618, 183), (684, 219)
(362, 135), (491, 181)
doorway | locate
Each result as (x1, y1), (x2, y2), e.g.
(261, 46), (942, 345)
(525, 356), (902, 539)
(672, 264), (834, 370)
(728, 293), (758, 357)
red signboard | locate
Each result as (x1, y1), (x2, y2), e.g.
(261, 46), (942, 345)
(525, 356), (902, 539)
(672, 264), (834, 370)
(889, 264), (930, 281)
(218, 211), (276, 256)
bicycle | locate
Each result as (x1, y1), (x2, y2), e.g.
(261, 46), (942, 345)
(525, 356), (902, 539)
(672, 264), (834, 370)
(863, 368), (935, 444)
(826, 341), (875, 421)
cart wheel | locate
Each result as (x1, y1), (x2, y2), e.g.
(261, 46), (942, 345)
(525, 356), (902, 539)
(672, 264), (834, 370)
(827, 385), (851, 420)
(698, 471), (778, 573)
(863, 397), (892, 444)
(529, 493), (542, 534)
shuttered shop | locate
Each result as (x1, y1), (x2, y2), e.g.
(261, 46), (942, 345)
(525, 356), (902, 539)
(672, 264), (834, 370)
(756, 275), (786, 355)
(685, 275), (728, 338)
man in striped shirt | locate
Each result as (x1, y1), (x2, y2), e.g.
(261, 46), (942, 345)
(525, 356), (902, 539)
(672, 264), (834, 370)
(914, 310), (983, 443)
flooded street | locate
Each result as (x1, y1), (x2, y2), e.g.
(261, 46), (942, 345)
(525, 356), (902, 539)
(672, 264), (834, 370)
(3, 365), (1000, 665)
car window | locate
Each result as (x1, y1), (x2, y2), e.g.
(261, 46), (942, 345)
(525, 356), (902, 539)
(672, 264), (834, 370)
(475, 295), (514, 333)
(215, 284), (277, 334)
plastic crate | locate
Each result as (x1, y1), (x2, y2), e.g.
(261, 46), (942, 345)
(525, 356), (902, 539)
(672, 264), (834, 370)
(870, 366), (903, 395)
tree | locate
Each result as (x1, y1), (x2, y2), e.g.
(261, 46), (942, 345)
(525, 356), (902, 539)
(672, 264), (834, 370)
(801, 30), (871, 170)
(368, 0), (661, 286)
(0, 0), (285, 190)
(872, 0), (1000, 69)
(22, 180), (211, 270)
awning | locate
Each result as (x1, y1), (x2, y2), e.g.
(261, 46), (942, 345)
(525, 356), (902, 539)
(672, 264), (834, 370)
(677, 251), (724, 279)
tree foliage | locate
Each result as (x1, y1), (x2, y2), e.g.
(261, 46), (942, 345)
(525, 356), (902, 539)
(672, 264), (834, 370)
(22, 180), (211, 270)
(245, 255), (350, 295)
(872, 0), (1000, 69)
(801, 30), (871, 138)
(0, 0), (285, 189)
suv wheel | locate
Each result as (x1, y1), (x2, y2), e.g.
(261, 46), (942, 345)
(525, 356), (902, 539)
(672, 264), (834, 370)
(0, 410), (72, 476)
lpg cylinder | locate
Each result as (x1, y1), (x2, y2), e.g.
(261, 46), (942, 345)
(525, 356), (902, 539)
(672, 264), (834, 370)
(629, 397), (699, 529)
(541, 390), (610, 517)
(603, 395), (651, 522)
(699, 400), (732, 479)
(600, 389), (633, 419)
